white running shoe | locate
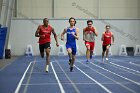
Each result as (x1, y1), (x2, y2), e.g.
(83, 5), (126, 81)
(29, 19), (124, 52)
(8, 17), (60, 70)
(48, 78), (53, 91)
(106, 58), (109, 61)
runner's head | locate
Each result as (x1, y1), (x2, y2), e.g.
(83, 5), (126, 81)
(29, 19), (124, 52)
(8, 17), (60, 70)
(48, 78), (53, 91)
(43, 18), (49, 26)
(106, 25), (110, 31)
(87, 20), (93, 28)
(69, 17), (76, 26)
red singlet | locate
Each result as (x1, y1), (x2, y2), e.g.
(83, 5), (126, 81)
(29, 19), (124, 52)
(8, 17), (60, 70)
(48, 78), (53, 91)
(39, 25), (52, 44)
(103, 31), (112, 45)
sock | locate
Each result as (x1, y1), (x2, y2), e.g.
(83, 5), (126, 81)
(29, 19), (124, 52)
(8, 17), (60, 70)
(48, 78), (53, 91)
(46, 65), (49, 72)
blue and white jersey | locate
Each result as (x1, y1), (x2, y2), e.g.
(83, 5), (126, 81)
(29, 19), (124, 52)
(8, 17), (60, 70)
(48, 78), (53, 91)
(66, 27), (76, 45)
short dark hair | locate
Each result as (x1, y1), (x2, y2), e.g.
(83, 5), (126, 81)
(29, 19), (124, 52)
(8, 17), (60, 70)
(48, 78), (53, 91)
(106, 25), (110, 28)
(87, 20), (93, 24)
(43, 18), (49, 23)
(69, 17), (76, 25)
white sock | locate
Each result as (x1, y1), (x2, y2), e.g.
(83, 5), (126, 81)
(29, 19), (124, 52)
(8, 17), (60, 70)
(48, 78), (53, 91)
(46, 65), (49, 72)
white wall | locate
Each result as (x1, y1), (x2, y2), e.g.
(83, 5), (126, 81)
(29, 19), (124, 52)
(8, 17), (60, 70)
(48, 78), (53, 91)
(8, 19), (140, 56)
(16, 0), (140, 19)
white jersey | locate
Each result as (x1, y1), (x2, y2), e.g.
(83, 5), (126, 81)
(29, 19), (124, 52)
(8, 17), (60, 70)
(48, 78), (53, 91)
(84, 27), (96, 42)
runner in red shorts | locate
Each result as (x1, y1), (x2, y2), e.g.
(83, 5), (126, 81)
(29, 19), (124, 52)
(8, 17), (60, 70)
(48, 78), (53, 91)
(83, 20), (98, 63)
(101, 25), (114, 62)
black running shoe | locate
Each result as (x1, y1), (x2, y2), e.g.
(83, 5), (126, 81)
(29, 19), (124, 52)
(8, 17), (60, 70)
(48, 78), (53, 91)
(70, 66), (73, 72)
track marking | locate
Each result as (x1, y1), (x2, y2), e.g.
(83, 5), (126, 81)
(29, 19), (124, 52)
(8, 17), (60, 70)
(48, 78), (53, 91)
(77, 61), (138, 93)
(92, 59), (140, 77)
(75, 65), (113, 93)
(90, 62), (140, 86)
(14, 62), (32, 93)
(23, 60), (36, 93)
(21, 82), (137, 85)
(54, 59), (81, 93)
(109, 62), (140, 74)
(129, 62), (140, 67)
(0, 57), (17, 71)
(51, 62), (65, 93)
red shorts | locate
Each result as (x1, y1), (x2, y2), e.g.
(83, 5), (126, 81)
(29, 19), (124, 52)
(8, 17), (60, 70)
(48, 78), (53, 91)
(85, 41), (95, 51)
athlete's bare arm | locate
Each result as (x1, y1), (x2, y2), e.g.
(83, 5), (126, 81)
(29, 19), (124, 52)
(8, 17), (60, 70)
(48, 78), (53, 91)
(52, 28), (59, 47)
(101, 32), (105, 41)
(111, 32), (115, 44)
(35, 25), (45, 38)
(72, 28), (79, 40)
(83, 28), (86, 41)
(61, 28), (67, 41)
(94, 28), (98, 36)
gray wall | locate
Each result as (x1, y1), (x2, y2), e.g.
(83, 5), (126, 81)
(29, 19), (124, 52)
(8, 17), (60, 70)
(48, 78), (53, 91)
(0, 0), (3, 18)
(16, 0), (140, 19)
(8, 19), (140, 56)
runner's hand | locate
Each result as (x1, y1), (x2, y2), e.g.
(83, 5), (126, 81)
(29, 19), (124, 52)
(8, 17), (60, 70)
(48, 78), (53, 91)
(71, 32), (75, 36)
(56, 42), (59, 47)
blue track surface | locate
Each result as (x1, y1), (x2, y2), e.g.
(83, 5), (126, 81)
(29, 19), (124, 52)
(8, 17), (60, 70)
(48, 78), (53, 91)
(0, 56), (140, 93)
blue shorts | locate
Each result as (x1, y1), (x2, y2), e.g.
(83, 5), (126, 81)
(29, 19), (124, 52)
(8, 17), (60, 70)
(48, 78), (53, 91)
(66, 43), (77, 55)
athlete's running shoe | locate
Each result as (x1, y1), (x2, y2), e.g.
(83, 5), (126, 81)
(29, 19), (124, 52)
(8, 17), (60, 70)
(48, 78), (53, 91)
(90, 54), (92, 59)
(70, 66), (73, 72)
(106, 58), (109, 61)
(86, 60), (90, 64)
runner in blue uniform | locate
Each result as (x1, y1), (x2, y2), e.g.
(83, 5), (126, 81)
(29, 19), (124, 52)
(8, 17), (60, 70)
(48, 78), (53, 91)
(61, 17), (79, 72)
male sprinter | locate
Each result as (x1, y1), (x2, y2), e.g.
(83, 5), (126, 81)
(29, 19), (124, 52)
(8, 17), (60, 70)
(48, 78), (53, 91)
(61, 17), (79, 72)
(83, 20), (98, 63)
(101, 25), (114, 62)
(35, 18), (59, 72)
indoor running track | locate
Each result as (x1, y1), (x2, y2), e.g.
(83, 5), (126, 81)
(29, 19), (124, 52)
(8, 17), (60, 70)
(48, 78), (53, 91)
(0, 56), (140, 93)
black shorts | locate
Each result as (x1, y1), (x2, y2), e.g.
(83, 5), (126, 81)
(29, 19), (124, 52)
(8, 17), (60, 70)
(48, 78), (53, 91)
(103, 44), (111, 52)
(39, 42), (51, 53)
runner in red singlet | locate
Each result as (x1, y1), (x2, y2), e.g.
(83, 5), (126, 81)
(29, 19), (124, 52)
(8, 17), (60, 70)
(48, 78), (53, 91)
(101, 25), (114, 62)
(35, 18), (59, 72)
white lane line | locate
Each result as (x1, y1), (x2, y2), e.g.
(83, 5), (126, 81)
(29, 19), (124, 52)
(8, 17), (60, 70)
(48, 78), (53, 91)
(52, 57), (80, 93)
(14, 62), (32, 93)
(93, 59), (140, 77)
(90, 62), (140, 86)
(55, 61), (81, 93)
(129, 62), (140, 67)
(21, 82), (137, 85)
(78, 61), (137, 93)
(28, 71), (134, 74)
(35, 61), (56, 63)
(109, 62), (140, 74)
(50, 62), (65, 93)
(23, 60), (36, 93)
(110, 58), (140, 67)
(75, 65), (113, 93)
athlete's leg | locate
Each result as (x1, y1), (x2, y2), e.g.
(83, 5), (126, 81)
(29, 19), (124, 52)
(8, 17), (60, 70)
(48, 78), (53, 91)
(90, 50), (93, 59)
(102, 45), (106, 62)
(39, 44), (44, 58)
(90, 42), (95, 59)
(85, 42), (90, 62)
(67, 48), (72, 59)
(45, 48), (50, 72)
(70, 55), (75, 72)
(43, 42), (51, 72)
(105, 45), (110, 60)
(45, 48), (51, 65)
(86, 46), (90, 60)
